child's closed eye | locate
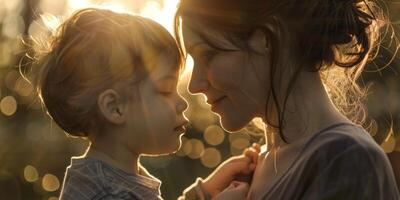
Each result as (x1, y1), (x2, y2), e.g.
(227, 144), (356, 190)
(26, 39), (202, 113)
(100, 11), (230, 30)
(159, 90), (174, 96)
(155, 79), (177, 95)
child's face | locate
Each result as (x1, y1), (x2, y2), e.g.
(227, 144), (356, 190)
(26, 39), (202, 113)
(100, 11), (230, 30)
(125, 55), (188, 155)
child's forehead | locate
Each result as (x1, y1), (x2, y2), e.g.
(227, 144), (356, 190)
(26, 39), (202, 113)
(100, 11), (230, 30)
(148, 55), (180, 80)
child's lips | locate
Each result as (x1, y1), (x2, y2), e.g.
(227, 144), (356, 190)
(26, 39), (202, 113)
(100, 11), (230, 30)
(174, 121), (188, 133)
(174, 125), (186, 133)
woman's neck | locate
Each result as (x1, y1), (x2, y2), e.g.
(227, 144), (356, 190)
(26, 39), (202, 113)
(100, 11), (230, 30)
(263, 71), (350, 149)
(85, 136), (140, 175)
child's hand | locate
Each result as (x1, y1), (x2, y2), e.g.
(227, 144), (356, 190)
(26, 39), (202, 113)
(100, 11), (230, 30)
(212, 181), (250, 200)
(243, 143), (261, 166)
(201, 143), (260, 197)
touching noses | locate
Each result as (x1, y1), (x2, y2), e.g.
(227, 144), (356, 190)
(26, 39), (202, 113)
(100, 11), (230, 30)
(176, 94), (188, 114)
(188, 63), (209, 94)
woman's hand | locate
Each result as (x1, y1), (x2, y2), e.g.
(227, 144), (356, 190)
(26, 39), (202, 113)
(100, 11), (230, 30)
(201, 143), (260, 197)
(212, 181), (250, 200)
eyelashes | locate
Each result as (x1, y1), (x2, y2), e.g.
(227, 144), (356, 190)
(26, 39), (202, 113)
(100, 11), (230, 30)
(200, 50), (217, 63)
(155, 80), (177, 95)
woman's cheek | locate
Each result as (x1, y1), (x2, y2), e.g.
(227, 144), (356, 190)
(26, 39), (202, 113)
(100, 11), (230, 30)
(208, 55), (244, 90)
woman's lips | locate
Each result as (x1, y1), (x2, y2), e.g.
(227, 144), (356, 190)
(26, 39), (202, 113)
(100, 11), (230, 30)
(207, 96), (226, 105)
(209, 96), (226, 111)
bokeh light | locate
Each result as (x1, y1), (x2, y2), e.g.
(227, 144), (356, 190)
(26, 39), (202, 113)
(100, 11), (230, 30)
(42, 174), (60, 192)
(204, 125), (225, 146)
(0, 96), (17, 116)
(184, 139), (205, 159)
(24, 165), (39, 182)
(230, 133), (250, 155)
(200, 148), (222, 168)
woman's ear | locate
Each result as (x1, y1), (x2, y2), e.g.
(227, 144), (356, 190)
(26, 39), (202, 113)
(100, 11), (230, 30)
(247, 29), (268, 54)
(97, 89), (126, 124)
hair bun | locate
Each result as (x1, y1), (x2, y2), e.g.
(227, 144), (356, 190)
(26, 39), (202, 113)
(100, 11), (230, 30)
(317, 0), (373, 46)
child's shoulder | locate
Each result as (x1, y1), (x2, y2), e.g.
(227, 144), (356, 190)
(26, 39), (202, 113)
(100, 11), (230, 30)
(59, 157), (142, 200)
(59, 157), (111, 199)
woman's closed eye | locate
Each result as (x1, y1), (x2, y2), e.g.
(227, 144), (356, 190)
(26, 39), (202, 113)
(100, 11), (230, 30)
(201, 50), (216, 62)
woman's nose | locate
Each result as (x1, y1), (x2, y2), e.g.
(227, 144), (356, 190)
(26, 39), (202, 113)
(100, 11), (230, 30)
(188, 64), (209, 94)
(176, 94), (188, 113)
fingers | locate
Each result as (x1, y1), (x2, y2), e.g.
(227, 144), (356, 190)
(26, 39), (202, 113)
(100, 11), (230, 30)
(243, 148), (258, 165)
(213, 143), (261, 181)
(252, 143), (261, 152)
(229, 157), (256, 175)
(230, 181), (249, 192)
(243, 143), (261, 165)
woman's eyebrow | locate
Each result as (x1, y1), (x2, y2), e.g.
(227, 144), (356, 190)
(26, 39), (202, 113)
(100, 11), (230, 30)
(156, 75), (178, 82)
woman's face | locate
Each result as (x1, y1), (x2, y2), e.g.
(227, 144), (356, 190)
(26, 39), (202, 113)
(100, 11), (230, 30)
(182, 25), (271, 132)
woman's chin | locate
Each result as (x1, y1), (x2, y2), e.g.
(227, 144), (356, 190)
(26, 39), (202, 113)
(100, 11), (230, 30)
(219, 116), (249, 133)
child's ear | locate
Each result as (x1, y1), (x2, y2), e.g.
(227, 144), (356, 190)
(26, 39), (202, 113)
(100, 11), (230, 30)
(97, 89), (126, 124)
(247, 29), (268, 54)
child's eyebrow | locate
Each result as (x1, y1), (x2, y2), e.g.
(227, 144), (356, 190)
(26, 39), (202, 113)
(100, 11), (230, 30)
(156, 75), (178, 82)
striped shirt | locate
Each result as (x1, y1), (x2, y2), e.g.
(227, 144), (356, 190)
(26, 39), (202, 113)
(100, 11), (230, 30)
(59, 156), (162, 200)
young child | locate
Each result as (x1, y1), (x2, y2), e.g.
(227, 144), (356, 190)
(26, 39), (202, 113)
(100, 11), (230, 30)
(27, 8), (257, 200)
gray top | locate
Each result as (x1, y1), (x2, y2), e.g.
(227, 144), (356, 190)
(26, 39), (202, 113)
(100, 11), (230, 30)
(59, 156), (162, 200)
(250, 123), (400, 200)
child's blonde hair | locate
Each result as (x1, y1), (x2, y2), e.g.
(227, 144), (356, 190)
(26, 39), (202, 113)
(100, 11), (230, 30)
(26, 8), (183, 138)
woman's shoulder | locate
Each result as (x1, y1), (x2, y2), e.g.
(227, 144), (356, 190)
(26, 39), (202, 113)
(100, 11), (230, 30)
(304, 123), (385, 161)
(297, 123), (396, 185)
(295, 124), (400, 199)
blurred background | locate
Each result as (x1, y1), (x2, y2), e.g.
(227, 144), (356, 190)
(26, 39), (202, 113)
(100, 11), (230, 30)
(0, 0), (398, 199)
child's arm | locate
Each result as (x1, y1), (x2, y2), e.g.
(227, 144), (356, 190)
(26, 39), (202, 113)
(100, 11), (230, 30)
(179, 143), (260, 200)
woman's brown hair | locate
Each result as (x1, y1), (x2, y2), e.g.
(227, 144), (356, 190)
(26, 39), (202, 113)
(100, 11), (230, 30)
(175, 0), (389, 142)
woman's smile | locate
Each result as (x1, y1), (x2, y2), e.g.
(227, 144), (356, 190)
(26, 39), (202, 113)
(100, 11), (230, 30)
(209, 96), (227, 112)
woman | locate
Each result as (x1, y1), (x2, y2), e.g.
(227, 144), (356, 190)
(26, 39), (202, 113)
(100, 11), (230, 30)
(176, 0), (400, 199)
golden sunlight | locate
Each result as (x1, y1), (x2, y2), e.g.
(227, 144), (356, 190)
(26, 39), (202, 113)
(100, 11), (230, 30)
(64, 0), (193, 82)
